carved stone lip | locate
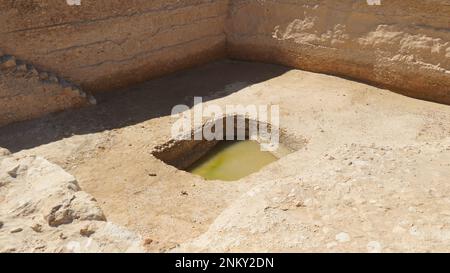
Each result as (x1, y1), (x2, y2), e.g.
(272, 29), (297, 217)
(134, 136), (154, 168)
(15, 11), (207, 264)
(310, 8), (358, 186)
(152, 115), (305, 179)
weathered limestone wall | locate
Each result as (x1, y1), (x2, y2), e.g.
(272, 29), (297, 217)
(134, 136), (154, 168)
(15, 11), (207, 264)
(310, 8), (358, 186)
(227, 0), (450, 104)
(1, 0), (450, 127)
(0, 60), (90, 127)
(0, 0), (228, 92)
(0, 0), (228, 126)
(0, 148), (143, 252)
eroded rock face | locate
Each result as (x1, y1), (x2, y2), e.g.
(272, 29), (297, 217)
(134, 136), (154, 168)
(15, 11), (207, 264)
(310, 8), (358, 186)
(0, 0), (228, 92)
(1, 0), (449, 126)
(227, 0), (450, 104)
(0, 54), (95, 127)
(0, 0), (228, 126)
(0, 152), (143, 253)
(2, 0), (448, 101)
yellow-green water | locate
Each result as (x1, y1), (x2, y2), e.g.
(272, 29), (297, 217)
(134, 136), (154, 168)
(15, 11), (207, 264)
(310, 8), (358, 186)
(187, 140), (279, 181)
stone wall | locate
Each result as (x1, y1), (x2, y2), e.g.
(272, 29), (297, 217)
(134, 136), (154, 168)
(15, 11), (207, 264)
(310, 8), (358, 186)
(0, 0), (228, 92)
(0, 52), (95, 127)
(227, 0), (450, 104)
(1, 0), (450, 127)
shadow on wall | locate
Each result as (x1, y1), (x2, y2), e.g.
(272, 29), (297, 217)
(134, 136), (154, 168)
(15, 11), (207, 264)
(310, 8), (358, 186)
(0, 60), (290, 152)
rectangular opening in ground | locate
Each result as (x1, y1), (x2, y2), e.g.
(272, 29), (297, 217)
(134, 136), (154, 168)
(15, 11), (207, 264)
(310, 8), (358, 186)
(152, 116), (305, 181)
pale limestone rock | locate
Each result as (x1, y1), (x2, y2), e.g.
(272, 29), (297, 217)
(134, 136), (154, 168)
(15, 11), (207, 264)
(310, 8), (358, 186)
(367, 241), (382, 253)
(0, 148), (10, 157)
(0, 153), (143, 253)
(335, 232), (351, 243)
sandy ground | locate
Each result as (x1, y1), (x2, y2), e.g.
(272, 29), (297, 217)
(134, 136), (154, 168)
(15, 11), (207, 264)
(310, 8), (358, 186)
(1, 60), (450, 252)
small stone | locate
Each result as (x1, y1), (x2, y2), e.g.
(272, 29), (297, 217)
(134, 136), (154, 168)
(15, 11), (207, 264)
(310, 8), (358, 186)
(80, 225), (96, 237)
(144, 238), (153, 245)
(326, 242), (338, 249)
(59, 233), (67, 240)
(0, 55), (16, 69)
(16, 62), (27, 72)
(48, 74), (59, 83)
(88, 95), (97, 105)
(7, 164), (20, 178)
(31, 223), (43, 233)
(71, 87), (82, 96)
(39, 72), (49, 80)
(46, 205), (75, 227)
(62, 86), (74, 93)
(35, 245), (46, 250)
(26, 64), (39, 75)
(10, 228), (23, 233)
(0, 221), (3, 229)
(367, 241), (382, 253)
(0, 148), (10, 156)
(181, 191), (188, 196)
(335, 232), (351, 243)
(409, 226), (420, 236)
(148, 173), (157, 177)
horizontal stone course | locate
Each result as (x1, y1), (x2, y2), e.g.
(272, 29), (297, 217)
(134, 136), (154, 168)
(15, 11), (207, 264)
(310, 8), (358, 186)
(0, 0), (449, 126)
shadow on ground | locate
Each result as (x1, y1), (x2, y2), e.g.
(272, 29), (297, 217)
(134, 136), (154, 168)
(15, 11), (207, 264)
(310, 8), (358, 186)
(0, 60), (290, 152)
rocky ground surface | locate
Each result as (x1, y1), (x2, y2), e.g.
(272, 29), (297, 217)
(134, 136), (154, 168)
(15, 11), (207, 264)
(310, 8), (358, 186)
(1, 60), (449, 252)
(0, 148), (143, 253)
(176, 140), (450, 252)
